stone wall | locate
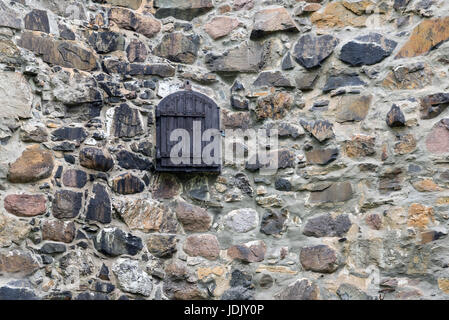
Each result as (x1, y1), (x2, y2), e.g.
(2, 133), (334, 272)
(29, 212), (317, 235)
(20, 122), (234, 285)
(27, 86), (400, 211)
(0, 0), (449, 300)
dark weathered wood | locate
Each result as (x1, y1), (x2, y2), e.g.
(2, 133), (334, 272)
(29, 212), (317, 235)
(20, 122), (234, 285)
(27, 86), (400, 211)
(155, 90), (221, 173)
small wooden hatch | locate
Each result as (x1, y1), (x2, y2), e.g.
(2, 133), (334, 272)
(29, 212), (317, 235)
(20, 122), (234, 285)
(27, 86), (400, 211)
(155, 88), (221, 173)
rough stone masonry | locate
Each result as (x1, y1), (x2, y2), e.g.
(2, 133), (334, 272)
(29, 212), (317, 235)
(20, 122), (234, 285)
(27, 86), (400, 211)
(0, 0), (449, 300)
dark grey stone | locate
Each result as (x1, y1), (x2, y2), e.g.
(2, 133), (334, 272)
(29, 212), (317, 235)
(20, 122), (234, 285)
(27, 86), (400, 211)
(153, 32), (200, 64)
(253, 71), (293, 87)
(116, 150), (152, 170)
(323, 73), (366, 93)
(275, 279), (318, 300)
(86, 184), (111, 224)
(0, 286), (38, 300)
(275, 178), (291, 191)
(24, 9), (49, 33)
(75, 292), (110, 300)
(52, 190), (83, 219)
(88, 31), (124, 54)
(295, 71), (319, 91)
(39, 243), (66, 254)
(293, 34), (339, 69)
(281, 53), (294, 70)
(154, 0), (214, 21)
(303, 213), (351, 237)
(94, 227), (143, 257)
(234, 173), (253, 196)
(260, 209), (287, 235)
(386, 104), (406, 127)
(94, 281), (115, 294)
(230, 96), (249, 110)
(112, 103), (144, 138)
(51, 127), (88, 144)
(52, 142), (76, 152)
(58, 23), (75, 40)
(340, 33), (397, 66)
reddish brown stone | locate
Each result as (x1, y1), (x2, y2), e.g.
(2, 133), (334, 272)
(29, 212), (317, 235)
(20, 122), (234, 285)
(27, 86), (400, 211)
(396, 17), (449, 59)
(420, 230), (440, 244)
(366, 213), (382, 230)
(222, 110), (251, 129)
(204, 16), (239, 40)
(42, 219), (76, 243)
(151, 174), (181, 199)
(0, 250), (40, 275)
(227, 240), (266, 263)
(426, 119), (449, 154)
(344, 134), (376, 158)
(255, 92), (293, 120)
(175, 201), (211, 232)
(109, 7), (161, 38)
(7, 145), (54, 183)
(183, 234), (220, 260)
(300, 245), (339, 273)
(4, 194), (46, 217)
(251, 7), (299, 39)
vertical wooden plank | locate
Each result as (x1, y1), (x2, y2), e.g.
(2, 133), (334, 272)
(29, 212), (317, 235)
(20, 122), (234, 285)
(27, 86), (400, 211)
(201, 98), (207, 167)
(186, 91), (193, 167)
(160, 97), (167, 167)
(180, 92), (186, 166)
(156, 102), (161, 170)
(168, 94), (175, 166)
(175, 94), (183, 167)
(207, 99), (214, 166)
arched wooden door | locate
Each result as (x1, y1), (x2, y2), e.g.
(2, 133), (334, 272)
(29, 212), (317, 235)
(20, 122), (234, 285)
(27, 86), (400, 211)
(155, 90), (221, 173)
